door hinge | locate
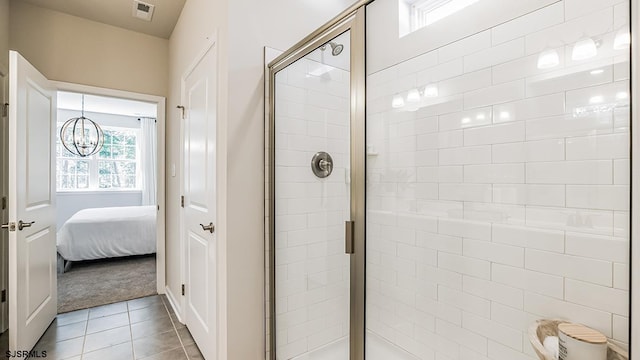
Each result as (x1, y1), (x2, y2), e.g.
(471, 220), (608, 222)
(181, 196), (184, 208)
(181, 284), (185, 296)
(157, 204), (160, 211)
(345, 221), (354, 254)
(1, 197), (5, 210)
(1, 290), (6, 303)
(2, 103), (7, 117)
(176, 105), (185, 119)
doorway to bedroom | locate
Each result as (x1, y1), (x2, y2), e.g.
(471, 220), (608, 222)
(54, 88), (164, 314)
(1, 52), (168, 352)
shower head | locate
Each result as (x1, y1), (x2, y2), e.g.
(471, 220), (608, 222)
(321, 41), (344, 56)
(330, 42), (344, 56)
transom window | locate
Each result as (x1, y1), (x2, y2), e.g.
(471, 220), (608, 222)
(399, 0), (481, 37)
(56, 127), (140, 191)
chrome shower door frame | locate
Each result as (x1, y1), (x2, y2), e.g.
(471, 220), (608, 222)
(631, 1), (638, 358)
(267, 4), (368, 360)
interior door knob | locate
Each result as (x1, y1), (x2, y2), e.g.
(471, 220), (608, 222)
(18, 220), (35, 231)
(200, 222), (214, 233)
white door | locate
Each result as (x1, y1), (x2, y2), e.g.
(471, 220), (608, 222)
(6, 51), (57, 351)
(182, 42), (217, 359)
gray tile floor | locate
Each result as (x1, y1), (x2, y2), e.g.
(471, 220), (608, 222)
(29, 295), (203, 360)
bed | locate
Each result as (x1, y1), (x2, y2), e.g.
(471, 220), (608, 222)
(57, 206), (157, 270)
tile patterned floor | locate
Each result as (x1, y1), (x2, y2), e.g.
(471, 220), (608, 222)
(30, 295), (203, 360)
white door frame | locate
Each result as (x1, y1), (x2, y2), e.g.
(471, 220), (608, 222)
(0, 62), (8, 334)
(51, 81), (167, 295)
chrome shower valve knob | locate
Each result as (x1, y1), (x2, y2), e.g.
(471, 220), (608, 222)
(311, 152), (334, 178)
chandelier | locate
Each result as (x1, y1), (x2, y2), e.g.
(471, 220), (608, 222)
(60, 94), (104, 157)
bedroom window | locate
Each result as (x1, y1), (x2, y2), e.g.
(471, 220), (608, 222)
(97, 130), (138, 189)
(56, 127), (140, 191)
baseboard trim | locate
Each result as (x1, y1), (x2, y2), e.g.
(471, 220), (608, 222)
(165, 286), (184, 324)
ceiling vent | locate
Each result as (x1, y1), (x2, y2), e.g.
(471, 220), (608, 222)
(132, 0), (155, 22)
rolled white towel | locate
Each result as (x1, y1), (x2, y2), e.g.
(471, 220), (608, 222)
(543, 336), (560, 360)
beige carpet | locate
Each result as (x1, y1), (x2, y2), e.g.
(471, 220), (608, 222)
(57, 254), (157, 313)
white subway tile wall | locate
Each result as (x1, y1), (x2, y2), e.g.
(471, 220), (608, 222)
(366, 1), (630, 359)
(274, 55), (351, 359)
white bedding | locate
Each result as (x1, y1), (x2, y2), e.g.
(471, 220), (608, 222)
(57, 206), (157, 261)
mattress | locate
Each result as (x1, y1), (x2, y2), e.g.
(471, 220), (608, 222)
(57, 205), (157, 261)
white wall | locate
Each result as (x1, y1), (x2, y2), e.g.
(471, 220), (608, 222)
(9, 0), (169, 97)
(366, 0), (630, 359)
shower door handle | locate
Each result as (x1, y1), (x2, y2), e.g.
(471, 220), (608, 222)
(345, 221), (354, 254)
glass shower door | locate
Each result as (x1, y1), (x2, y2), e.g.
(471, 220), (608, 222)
(272, 31), (352, 360)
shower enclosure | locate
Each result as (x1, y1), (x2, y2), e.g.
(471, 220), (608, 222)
(268, 8), (366, 359)
(267, 0), (633, 359)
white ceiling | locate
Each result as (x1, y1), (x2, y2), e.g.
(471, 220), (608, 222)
(17, 0), (186, 39)
(58, 92), (158, 118)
